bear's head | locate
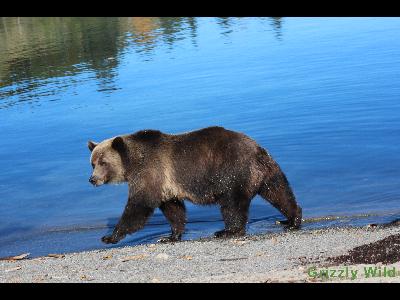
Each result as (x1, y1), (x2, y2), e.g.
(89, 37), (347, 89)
(87, 136), (126, 186)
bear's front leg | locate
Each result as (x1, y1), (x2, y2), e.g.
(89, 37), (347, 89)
(101, 234), (121, 244)
(102, 200), (155, 244)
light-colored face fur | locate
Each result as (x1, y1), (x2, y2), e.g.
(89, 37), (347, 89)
(88, 138), (125, 186)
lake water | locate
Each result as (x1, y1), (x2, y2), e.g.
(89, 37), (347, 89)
(1, 17), (400, 258)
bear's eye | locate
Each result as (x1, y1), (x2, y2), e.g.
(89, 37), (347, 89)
(100, 161), (107, 166)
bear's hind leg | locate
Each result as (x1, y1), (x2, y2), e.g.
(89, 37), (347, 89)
(158, 199), (186, 243)
(215, 195), (251, 239)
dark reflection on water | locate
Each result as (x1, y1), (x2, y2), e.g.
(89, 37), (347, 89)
(0, 17), (283, 109)
(269, 17), (283, 40)
(0, 17), (123, 106)
(1, 17), (400, 257)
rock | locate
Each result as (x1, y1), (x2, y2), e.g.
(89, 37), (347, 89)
(0, 253), (30, 261)
(121, 254), (148, 262)
(47, 254), (65, 258)
(5, 266), (22, 272)
(155, 253), (169, 260)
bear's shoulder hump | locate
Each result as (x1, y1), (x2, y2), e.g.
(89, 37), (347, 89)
(134, 129), (163, 141)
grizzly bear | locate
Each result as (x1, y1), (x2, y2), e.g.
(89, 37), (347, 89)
(88, 126), (302, 244)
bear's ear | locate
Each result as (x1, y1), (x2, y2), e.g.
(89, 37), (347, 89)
(88, 140), (98, 152)
(111, 136), (125, 153)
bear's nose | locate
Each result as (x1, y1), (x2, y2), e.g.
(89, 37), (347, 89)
(89, 176), (96, 185)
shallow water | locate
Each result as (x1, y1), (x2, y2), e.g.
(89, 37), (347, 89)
(1, 17), (400, 257)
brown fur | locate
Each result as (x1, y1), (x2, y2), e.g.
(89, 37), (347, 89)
(88, 126), (302, 244)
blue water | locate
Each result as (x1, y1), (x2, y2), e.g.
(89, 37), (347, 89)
(1, 17), (400, 258)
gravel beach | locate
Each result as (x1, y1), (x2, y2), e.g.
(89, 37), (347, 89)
(1, 225), (400, 283)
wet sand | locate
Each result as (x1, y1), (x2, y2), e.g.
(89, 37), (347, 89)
(1, 224), (400, 283)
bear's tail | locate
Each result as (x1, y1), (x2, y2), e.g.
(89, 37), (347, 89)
(257, 150), (302, 229)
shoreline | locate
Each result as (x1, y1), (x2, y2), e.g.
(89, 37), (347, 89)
(1, 224), (400, 283)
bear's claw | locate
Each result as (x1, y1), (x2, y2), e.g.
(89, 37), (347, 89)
(157, 235), (181, 243)
(101, 235), (119, 244)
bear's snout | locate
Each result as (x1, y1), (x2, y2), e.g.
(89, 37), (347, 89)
(89, 175), (101, 186)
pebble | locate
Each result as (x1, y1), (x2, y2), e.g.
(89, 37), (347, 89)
(1, 226), (399, 282)
(155, 253), (169, 260)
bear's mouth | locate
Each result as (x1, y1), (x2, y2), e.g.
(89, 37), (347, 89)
(90, 178), (105, 187)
